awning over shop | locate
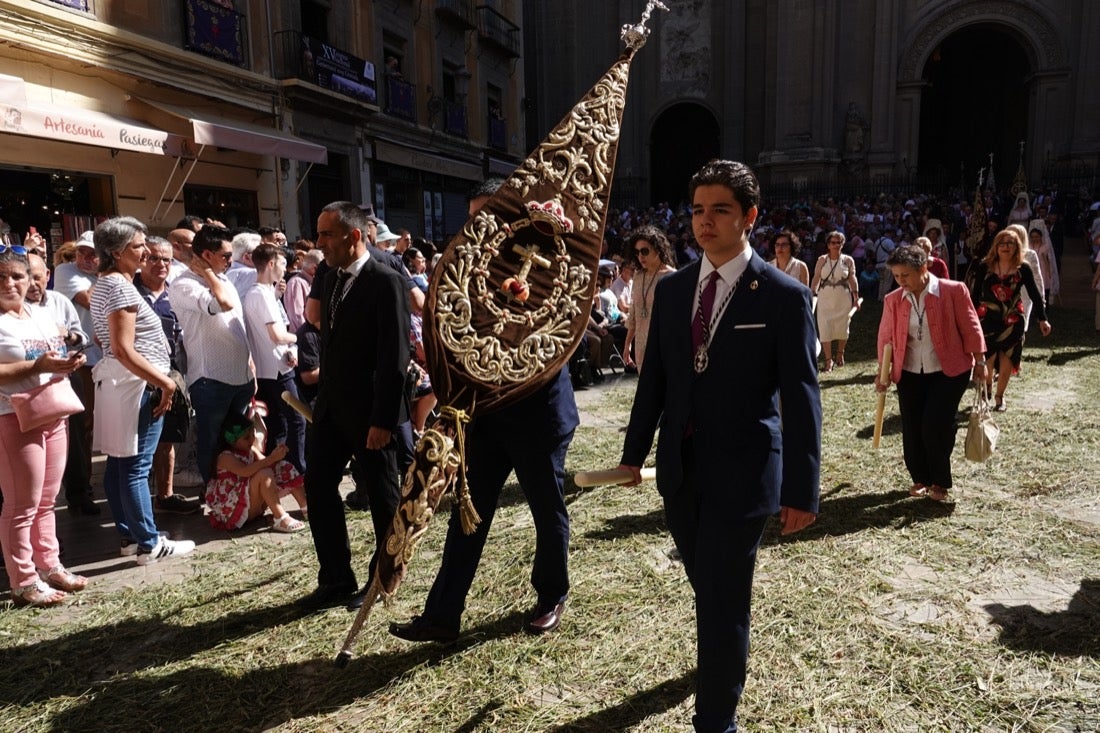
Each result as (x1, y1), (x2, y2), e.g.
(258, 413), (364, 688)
(0, 74), (187, 156)
(130, 97), (328, 164)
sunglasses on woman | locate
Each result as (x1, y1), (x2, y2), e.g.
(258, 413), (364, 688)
(0, 244), (28, 255)
(635, 246), (652, 257)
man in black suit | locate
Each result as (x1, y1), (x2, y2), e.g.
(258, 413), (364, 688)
(617, 160), (822, 733)
(296, 201), (411, 609)
(389, 178), (579, 641)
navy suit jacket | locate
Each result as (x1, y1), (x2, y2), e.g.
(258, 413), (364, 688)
(621, 253), (822, 519)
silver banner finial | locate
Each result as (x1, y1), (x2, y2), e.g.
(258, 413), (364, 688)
(621, 1), (669, 52)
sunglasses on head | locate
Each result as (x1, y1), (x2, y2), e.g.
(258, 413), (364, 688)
(635, 247), (652, 256)
(0, 244), (28, 255)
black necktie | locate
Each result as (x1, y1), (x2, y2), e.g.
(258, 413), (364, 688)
(330, 270), (352, 324)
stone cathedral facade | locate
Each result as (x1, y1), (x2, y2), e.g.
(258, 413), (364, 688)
(523, 0), (1099, 206)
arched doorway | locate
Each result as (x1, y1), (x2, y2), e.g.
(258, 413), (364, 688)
(650, 103), (720, 207)
(917, 24), (1030, 185)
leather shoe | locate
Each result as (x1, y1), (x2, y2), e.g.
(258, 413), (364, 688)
(525, 601), (565, 635)
(346, 585), (374, 611)
(344, 492), (370, 511)
(294, 583), (357, 610)
(389, 615), (460, 643)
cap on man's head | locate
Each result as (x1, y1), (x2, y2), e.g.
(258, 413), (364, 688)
(358, 203), (382, 224)
(76, 231), (96, 249)
(375, 222), (400, 243)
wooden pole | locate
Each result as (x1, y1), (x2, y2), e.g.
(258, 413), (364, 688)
(873, 343), (892, 448)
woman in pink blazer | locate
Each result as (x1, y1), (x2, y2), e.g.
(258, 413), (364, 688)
(875, 246), (986, 502)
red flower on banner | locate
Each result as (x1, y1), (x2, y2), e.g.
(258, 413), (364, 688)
(1016, 300), (1025, 313)
(1006, 313), (1019, 325)
(976, 304), (987, 317)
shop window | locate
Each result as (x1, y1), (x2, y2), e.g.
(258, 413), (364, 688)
(183, 185), (259, 230)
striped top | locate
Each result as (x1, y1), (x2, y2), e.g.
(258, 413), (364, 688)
(90, 273), (171, 374)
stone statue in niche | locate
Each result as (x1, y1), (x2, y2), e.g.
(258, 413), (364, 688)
(843, 102), (870, 173)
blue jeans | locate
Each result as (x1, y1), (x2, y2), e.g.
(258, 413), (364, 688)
(256, 372), (306, 474)
(190, 377), (253, 483)
(103, 389), (163, 551)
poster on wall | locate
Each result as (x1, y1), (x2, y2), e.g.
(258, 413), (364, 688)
(300, 36), (377, 105)
(375, 183), (386, 223)
(423, 191), (433, 242)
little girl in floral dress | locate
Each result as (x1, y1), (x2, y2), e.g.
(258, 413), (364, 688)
(205, 413), (307, 532)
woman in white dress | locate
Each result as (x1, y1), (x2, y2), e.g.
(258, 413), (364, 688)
(767, 229), (809, 287)
(811, 230), (860, 371)
(1027, 219), (1059, 306)
(623, 225), (676, 372)
(1007, 192), (1032, 227)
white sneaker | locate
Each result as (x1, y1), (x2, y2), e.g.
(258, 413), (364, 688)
(136, 537), (196, 565)
(121, 532), (168, 557)
(173, 469), (205, 488)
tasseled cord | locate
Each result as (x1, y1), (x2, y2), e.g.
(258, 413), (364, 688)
(439, 404), (481, 535)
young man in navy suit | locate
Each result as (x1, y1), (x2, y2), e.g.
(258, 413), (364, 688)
(617, 160), (822, 733)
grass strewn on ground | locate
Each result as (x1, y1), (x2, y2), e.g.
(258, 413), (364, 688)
(1, 301), (1098, 732)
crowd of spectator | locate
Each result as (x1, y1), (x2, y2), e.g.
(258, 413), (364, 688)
(2, 177), (1098, 605)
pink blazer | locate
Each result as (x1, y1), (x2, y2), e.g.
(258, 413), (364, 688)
(877, 278), (985, 382)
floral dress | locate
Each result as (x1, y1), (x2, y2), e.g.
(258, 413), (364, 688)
(205, 448), (304, 530)
(971, 262), (1046, 372)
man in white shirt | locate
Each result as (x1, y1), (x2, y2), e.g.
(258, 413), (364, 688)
(168, 226), (255, 484)
(226, 230), (260, 299)
(610, 262), (634, 316)
(243, 243), (306, 473)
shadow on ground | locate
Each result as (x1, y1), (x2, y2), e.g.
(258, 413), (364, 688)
(3, 604), (528, 732)
(547, 671), (694, 732)
(767, 482), (955, 545)
(984, 578), (1100, 659)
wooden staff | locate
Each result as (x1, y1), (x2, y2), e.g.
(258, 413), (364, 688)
(281, 390), (313, 423)
(574, 467), (657, 487)
(873, 343), (892, 448)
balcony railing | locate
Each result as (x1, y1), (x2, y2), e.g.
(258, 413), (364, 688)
(488, 115), (507, 151)
(436, 0), (476, 30)
(386, 76), (417, 121)
(476, 5), (521, 58)
(273, 30), (379, 105)
(183, 0), (247, 68)
(443, 100), (468, 138)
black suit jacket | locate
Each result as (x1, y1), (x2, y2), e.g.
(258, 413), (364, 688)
(315, 255), (411, 438)
(621, 254), (822, 519)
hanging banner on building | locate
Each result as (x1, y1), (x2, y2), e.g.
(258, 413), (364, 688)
(300, 37), (377, 105)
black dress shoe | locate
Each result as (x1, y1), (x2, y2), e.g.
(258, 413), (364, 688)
(525, 601), (566, 635)
(346, 585), (374, 611)
(389, 615), (460, 643)
(67, 494), (101, 515)
(295, 584), (358, 610)
(344, 492), (370, 511)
